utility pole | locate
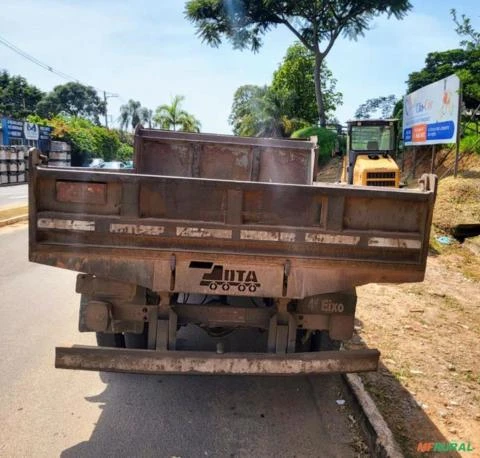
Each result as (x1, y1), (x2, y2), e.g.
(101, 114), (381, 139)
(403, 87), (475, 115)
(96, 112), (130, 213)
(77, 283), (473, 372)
(103, 91), (118, 129)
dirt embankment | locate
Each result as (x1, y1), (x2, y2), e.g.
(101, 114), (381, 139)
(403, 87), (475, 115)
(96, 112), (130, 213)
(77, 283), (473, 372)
(343, 152), (480, 457)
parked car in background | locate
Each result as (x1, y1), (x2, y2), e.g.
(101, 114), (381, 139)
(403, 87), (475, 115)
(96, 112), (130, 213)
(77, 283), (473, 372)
(88, 158), (105, 168)
(124, 160), (134, 169)
(101, 161), (127, 169)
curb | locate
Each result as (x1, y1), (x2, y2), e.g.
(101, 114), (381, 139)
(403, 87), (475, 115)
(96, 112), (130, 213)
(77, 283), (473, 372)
(0, 213), (28, 228)
(0, 204), (29, 228)
(343, 373), (404, 458)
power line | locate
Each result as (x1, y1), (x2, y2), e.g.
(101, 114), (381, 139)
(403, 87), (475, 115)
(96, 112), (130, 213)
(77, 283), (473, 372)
(0, 33), (117, 97)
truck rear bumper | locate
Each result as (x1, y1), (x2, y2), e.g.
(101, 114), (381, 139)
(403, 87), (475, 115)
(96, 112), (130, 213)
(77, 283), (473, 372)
(55, 346), (380, 375)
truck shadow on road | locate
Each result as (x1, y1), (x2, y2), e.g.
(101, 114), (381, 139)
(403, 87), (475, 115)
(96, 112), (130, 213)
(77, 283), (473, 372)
(60, 328), (460, 458)
(59, 327), (372, 457)
(61, 371), (365, 458)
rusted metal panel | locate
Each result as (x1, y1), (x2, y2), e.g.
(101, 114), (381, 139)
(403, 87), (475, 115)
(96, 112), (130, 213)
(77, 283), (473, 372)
(76, 274), (139, 300)
(37, 177), (122, 215)
(343, 196), (427, 233)
(329, 314), (355, 340)
(134, 128), (316, 185)
(55, 346), (380, 375)
(257, 147), (312, 184)
(29, 147), (436, 299)
(30, 244), (426, 299)
(139, 181), (227, 221)
(200, 144), (252, 180)
(56, 181), (106, 205)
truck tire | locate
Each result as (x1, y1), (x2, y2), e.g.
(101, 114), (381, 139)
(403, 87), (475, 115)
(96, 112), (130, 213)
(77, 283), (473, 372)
(124, 325), (148, 349)
(311, 330), (341, 351)
(296, 330), (341, 352)
(95, 332), (125, 348)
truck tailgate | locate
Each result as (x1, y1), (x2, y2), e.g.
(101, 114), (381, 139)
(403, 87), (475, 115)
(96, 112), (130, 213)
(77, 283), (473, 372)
(29, 159), (436, 299)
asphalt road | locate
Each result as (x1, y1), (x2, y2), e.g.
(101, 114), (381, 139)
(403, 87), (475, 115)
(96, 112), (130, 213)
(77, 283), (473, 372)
(0, 184), (28, 208)
(0, 223), (366, 458)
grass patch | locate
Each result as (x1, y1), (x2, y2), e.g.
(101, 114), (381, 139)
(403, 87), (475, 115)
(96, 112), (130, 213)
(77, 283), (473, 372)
(433, 175), (480, 233)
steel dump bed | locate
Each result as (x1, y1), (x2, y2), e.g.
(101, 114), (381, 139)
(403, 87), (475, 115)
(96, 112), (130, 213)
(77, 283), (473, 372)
(29, 129), (437, 299)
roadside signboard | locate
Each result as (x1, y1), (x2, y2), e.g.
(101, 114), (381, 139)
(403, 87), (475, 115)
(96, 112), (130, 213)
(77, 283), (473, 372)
(23, 122), (40, 141)
(1, 117), (51, 152)
(403, 74), (460, 146)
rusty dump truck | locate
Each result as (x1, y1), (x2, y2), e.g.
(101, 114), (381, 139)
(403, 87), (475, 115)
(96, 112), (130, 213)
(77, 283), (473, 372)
(28, 128), (437, 375)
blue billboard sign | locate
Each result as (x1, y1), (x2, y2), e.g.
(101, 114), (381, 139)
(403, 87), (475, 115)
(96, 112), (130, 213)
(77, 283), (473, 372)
(1, 117), (52, 152)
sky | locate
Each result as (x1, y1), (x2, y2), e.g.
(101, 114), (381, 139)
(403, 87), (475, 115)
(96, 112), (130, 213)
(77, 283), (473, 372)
(0, 0), (478, 134)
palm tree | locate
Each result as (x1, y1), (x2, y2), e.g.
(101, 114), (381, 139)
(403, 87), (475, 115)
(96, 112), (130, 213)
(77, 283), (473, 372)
(245, 90), (293, 138)
(178, 112), (201, 133)
(119, 99), (142, 131)
(154, 95), (201, 132)
(139, 107), (154, 128)
(232, 87), (303, 138)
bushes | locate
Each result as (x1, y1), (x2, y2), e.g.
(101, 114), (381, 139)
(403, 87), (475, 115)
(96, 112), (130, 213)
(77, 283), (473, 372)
(460, 134), (480, 155)
(27, 115), (132, 164)
(291, 126), (345, 162)
(91, 126), (121, 161)
(117, 143), (134, 161)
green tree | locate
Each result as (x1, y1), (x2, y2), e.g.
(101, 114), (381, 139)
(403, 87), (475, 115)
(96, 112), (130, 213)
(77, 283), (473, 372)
(119, 99), (142, 131)
(36, 82), (106, 123)
(451, 8), (480, 50)
(0, 70), (44, 119)
(407, 49), (480, 111)
(116, 143), (134, 161)
(91, 125), (121, 161)
(271, 42), (342, 124)
(229, 84), (268, 136)
(185, 0), (411, 127)
(154, 95), (201, 132)
(355, 95), (398, 119)
(229, 85), (307, 137)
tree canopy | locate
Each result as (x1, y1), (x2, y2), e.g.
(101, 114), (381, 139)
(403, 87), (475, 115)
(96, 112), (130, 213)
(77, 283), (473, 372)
(406, 10), (480, 111)
(36, 82), (106, 123)
(0, 70), (44, 119)
(229, 84), (268, 136)
(271, 42), (342, 125)
(229, 84), (309, 138)
(229, 42), (341, 137)
(355, 95), (398, 119)
(185, 0), (411, 126)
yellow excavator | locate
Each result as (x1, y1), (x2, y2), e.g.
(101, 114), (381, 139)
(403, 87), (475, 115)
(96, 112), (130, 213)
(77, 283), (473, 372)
(340, 119), (400, 187)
